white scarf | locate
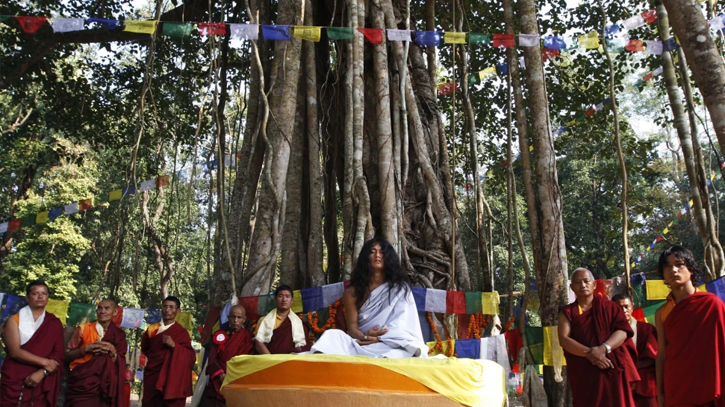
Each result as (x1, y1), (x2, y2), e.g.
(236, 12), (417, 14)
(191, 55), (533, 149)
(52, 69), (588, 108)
(95, 321), (105, 339)
(255, 308), (306, 349)
(629, 317), (638, 348)
(156, 319), (175, 335)
(18, 306), (45, 346)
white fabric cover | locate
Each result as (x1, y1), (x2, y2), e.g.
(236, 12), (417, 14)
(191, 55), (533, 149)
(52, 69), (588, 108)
(18, 305), (46, 346)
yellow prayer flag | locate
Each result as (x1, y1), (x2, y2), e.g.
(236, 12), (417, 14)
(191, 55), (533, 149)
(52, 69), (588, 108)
(631, 262), (636, 268)
(444, 32), (467, 44)
(529, 145), (534, 152)
(109, 189), (123, 201)
(176, 311), (193, 331)
(293, 26), (321, 42)
(292, 290), (303, 313)
(698, 283), (707, 291)
(711, 173), (716, 180)
(481, 292), (500, 315)
(668, 221), (673, 227)
(36, 211), (49, 224)
(527, 292), (540, 312)
(426, 340), (455, 356)
(481, 66), (497, 78)
(578, 30), (600, 49)
(566, 119), (577, 126)
(46, 299), (70, 325)
(688, 199), (694, 207)
(123, 20), (158, 34)
(645, 280), (670, 300)
(663, 227), (669, 234)
(543, 326), (567, 366)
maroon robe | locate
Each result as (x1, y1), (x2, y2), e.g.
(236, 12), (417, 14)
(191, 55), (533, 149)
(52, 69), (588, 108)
(561, 296), (640, 407)
(633, 321), (657, 407)
(140, 322), (196, 407)
(0, 313), (64, 407)
(204, 329), (254, 406)
(663, 291), (725, 407)
(65, 323), (128, 407)
(264, 317), (312, 354)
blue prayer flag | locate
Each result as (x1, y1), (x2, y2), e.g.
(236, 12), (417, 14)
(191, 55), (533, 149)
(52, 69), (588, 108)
(415, 31), (441, 47)
(88, 18), (121, 30)
(48, 207), (63, 220)
(412, 286), (427, 311)
(262, 25), (291, 41)
(123, 185), (136, 197)
(455, 339), (481, 359)
(706, 276), (725, 303)
(2, 294), (27, 324)
(605, 24), (621, 36)
(663, 37), (679, 51)
(543, 36), (566, 50)
(300, 286), (324, 312)
(145, 309), (162, 324)
(497, 63), (508, 75)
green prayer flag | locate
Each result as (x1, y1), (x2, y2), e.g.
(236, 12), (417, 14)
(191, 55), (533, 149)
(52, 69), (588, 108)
(162, 22), (193, 38)
(326, 27), (354, 40)
(465, 291), (483, 314)
(258, 294), (276, 316)
(576, 114), (586, 122)
(67, 303), (97, 326)
(642, 301), (666, 324)
(632, 284), (644, 308)
(21, 214), (36, 228)
(468, 73), (480, 86)
(96, 193), (108, 204)
(469, 33), (491, 45)
(0, 15), (11, 23)
(525, 326), (544, 365)
(606, 38), (624, 53)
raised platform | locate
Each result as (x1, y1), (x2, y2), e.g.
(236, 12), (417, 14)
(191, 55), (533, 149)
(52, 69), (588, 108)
(221, 354), (506, 407)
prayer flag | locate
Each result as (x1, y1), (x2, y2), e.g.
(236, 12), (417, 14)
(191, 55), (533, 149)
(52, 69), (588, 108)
(605, 23), (621, 35)
(578, 31), (600, 49)
(258, 293), (276, 315)
(88, 18), (121, 30)
(663, 227), (669, 234)
(444, 32), (467, 44)
(0, 15), (11, 23)
(156, 175), (170, 188)
(291, 290), (303, 313)
(229, 24), (258, 40)
(7, 219), (21, 232)
(542, 48), (559, 61)
(48, 207), (63, 220)
(140, 179), (155, 191)
(120, 308), (145, 328)
(705, 276), (725, 303)
(621, 15), (645, 30)
(625, 39), (645, 52)
(358, 28), (384, 44)
(220, 301), (231, 326)
(606, 38), (625, 53)
(412, 286), (427, 311)
(145, 309), (162, 324)
(663, 37), (679, 51)
(109, 189), (123, 201)
(518, 33), (539, 47)
(643, 72), (653, 81)
(543, 326), (567, 366)
(645, 280), (670, 300)
(594, 102), (604, 111)
(497, 63), (508, 74)
(469, 73), (480, 86)
(300, 286), (324, 312)
(493, 33), (515, 48)
(176, 311), (193, 331)
(543, 36), (566, 50)
(438, 80), (459, 95)
(0, 222), (7, 233)
(641, 10), (657, 23)
(481, 66), (496, 78)
(326, 27), (354, 40)
(162, 22), (193, 38)
(21, 214), (35, 228)
(239, 296), (259, 321)
(79, 198), (93, 212)
(645, 40), (663, 55)
(262, 25), (291, 40)
(585, 108), (595, 117)
(36, 211), (49, 224)
(200, 305), (221, 343)
(415, 31), (440, 47)
(2, 295), (27, 323)
(46, 299), (70, 325)
(199, 22), (226, 36)
(642, 301), (666, 324)
(16, 16), (47, 33)
(293, 26), (322, 42)
(469, 33), (491, 45)
(322, 282), (344, 306)
(446, 291), (466, 314)
(387, 29), (411, 42)
(481, 292), (500, 315)
(455, 339), (481, 359)
(123, 20), (157, 34)
(710, 15), (725, 31)
(67, 302), (97, 326)
(465, 291), (483, 314)
(425, 289), (447, 313)
(52, 17), (83, 32)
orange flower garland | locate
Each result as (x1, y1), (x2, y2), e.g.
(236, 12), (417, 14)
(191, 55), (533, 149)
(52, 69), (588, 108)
(504, 316), (516, 331)
(306, 299), (341, 335)
(426, 312), (444, 355)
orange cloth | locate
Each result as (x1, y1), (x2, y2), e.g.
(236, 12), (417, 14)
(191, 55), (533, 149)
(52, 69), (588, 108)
(661, 288), (700, 323)
(69, 322), (102, 370)
(147, 322), (161, 337)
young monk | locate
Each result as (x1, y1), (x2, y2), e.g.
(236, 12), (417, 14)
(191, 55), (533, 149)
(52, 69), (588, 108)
(0, 280), (64, 407)
(254, 285), (311, 354)
(655, 245), (725, 407)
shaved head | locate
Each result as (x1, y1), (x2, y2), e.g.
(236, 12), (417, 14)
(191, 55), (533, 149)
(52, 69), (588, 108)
(230, 305), (246, 316)
(228, 305), (247, 333)
(572, 268), (595, 281)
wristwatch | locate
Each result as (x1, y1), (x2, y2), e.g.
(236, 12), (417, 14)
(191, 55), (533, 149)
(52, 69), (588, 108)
(42, 369), (49, 377)
(602, 343), (612, 354)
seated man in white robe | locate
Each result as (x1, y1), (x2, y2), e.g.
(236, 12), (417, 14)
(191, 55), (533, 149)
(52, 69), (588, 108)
(311, 238), (427, 358)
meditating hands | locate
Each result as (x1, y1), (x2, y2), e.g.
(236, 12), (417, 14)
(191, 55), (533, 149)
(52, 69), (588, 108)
(356, 325), (388, 346)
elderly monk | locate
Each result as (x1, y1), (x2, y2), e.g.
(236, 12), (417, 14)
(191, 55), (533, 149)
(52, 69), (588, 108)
(613, 293), (657, 407)
(64, 299), (127, 407)
(310, 238), (427, 358)
(558, 268), (639, 407)
(141, 296), (196, 407)
(205, 305), (254, 406)
(655, 245), (725, 407)
(254, 285), (311, 354)
(0, 280), (64, 407)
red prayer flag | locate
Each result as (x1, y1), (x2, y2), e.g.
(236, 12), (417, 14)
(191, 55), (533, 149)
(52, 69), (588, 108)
(493, 33), (515, 48)
(438, 80), (459, 96)
(585, 108), (596, 117)
(357, 28), (383, 44)
(643, 73), (653, 81)
(79, 198), (93, 212)
(542, 48), (560, 61)
(632, 308), (646, 322)
(16, 16), (47, 33)
(720, 162), (725, 170)
(200, 305), (221, 344)
(238, 296), (260, 321)
(7, 219), (21, 232)
(625, 39), (645, 52)
(445, 291), (466, 314)
(198, 22), (226, 36)
(676, 212), (682, 218)
(641, 10), (657, 23)
(156, 175), (170, 188)
(656, 235), (663, 242)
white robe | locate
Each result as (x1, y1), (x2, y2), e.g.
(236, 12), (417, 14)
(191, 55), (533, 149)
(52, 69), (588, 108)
(310, 283), (427, 358)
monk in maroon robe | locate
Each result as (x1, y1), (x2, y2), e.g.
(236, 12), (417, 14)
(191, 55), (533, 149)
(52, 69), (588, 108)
(141, 296), (196, 407)
(254, 284), (311, 354)
(0, 280), (64, 407)
(559, 268), (640, 407)
(205, 305), (254, 406)
(65, 299), (128, 407)
(655, 245), (725, 407)
(614, 293), (658, 407)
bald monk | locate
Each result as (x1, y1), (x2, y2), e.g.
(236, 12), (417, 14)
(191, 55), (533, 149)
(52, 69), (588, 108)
(613, 293), (657, 407)
(558, 268), (640, 407)
(65, 299), (128, 407)
(254, 284), (311, 354)
(141, 296), (196, 407)
(655, 245), (725, 407)
(0, 280), (64, 407)
(205, 305), (254, 406)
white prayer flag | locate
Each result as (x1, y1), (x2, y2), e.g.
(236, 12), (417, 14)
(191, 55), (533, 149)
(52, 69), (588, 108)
(223, 154), (235, 167)
(220, 301), (232, 325)
(424, 289), (447, 313)
(653, 66), (664, 76)
(710, 15), (725, 31)
(645, 40), (663, 55)
(621, 15), (646, 31)
(229, 24), (258, 40)
(518, 34), (540, 47)
(322, 282), (344, 306)
(139, 179), (156, 191)
(65, 202), (79, 215)
(519, 56), (526, 68)
(594, 103), (604, 111)
(53, 18), (84, 33)
(120, 308), (145, 329)
(387, 29), (412, 42)
(0, 223), (7, 234)
(480, 335), (511, 376)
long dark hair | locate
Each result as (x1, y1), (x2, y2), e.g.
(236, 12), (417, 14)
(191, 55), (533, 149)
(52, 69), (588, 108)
(351, 237), (410, 306)
(657, 244), (704, 285)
